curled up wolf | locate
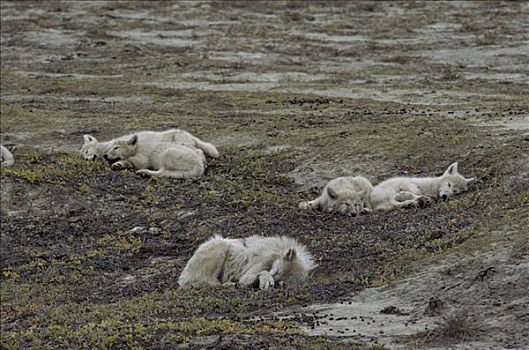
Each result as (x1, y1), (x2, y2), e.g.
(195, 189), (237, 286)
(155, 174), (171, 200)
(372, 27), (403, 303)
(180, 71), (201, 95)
(299, 176), (372, 216)
(80, 128), (219, 161)
(104, 135), (207, 179)
(178, 235), (317, 291)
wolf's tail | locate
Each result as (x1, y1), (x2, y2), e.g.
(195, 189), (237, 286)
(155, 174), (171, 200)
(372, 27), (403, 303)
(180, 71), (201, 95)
(191, 136), (219, 158)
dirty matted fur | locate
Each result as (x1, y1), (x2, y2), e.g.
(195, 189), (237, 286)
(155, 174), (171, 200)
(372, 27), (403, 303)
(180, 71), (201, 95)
(80, 128), (218, 160)
(366, 162), (476, 212)
(178, 235), (317, 290)
(299, 176), (373, 215)
(1, 145), (14, 167)
(105, 135), (206, 179)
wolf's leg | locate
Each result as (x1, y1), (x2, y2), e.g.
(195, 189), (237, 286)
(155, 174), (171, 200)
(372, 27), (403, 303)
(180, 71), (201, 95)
(395, 191), (422, 202)
(398, 183), (421, 195)
(136, 169), (161, 177)
(238, 272), (259, 287)
(299, 198), (322, 211)
(239, 271), (275, 290)
(154, 168), (204, 179)
(361, 207), (373, 214)
(238, 262), (270, 288)
(391, 198), (419, 209)
(395, 191), (433, 208)
(299, 201), (311, 210)
(374, 197), (419, 212)
(221, 282), (237, 288)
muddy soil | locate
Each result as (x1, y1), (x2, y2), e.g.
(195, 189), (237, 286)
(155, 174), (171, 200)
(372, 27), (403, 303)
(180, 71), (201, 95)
(1, 1), (528, 349)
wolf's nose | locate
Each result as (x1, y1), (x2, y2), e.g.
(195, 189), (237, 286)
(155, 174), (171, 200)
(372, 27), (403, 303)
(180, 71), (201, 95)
(441, 194), (448, 201)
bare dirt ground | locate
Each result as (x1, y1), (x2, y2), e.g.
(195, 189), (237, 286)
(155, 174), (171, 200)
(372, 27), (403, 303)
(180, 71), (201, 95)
(1, 1), (528, 349)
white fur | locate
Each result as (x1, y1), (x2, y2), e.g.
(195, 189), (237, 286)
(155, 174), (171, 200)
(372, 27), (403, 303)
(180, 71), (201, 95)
(1, 145), (14, 167)
(178, 235), (317, 290)
(299, 176), (373, 215)
(80, 129), (218, 160)
(366, 162), (476, 212)
(105, 135), (206, 179)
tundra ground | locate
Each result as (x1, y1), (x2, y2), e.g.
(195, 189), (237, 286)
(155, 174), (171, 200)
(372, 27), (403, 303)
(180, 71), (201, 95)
(1, 1), (528, 349)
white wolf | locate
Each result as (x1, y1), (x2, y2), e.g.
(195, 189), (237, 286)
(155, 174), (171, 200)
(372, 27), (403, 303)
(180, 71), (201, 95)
(178, 235), (317, 290)
(299, 176), (373, 216)
(104, 135), (206, 178)
(366, 162), (476, 212)
(80, 129), (219, 161)
(1, 145), (14, 167)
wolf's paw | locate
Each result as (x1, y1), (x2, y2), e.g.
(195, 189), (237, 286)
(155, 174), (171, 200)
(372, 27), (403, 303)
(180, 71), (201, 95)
(409, 199), (420, 208)
(221, 282), (236, 288)
(136, 169), (151, 177)
(418, 196), (433, 208)
(258, 272), (275, 291)
(361, 207), (373, 214)
(298, 201), (310, 210)
(111, 161), (127, 170)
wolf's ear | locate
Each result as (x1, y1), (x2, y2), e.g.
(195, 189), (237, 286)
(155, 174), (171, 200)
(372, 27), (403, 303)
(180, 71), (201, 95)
(444, 162), (459, 176)
(285, 249), (296, 262)
(83, 135), (97, 144)
(128, 135), (138, 145)
(327, 187), (339, 200)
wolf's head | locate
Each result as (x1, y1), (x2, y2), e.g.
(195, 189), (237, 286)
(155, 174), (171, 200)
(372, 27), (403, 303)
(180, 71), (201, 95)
(438, 162), (476, 201)
(326, 187), (368, 216)
(269, 247), (318, 284)
(80, 135), (101, 160)
(104, 135), (138, 163)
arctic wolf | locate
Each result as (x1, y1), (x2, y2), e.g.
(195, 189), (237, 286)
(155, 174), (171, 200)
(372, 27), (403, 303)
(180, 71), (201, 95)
(299, 176), (373, 215)
(104, 135), (206, 178)
(366, 162), (476, 212)
(178, 235), (317, 290)
(80, 129), (219, 160)
(1, 145), (14, 167)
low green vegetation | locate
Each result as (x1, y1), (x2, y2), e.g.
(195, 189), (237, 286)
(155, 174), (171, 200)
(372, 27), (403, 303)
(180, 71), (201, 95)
(1, 1), (528, 348)
(2, 132), (527, 348)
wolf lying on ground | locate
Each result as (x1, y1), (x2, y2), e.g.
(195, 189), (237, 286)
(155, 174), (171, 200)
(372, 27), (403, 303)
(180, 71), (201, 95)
(299, 163), (475, 214)
(80, 129), (219, 160)
(178, 235), (317, 290)
(299, 176), (373, 215)
(104, 135), (206, 178)
(365, 162), (476, 212)
(1, 145), (14, 167)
